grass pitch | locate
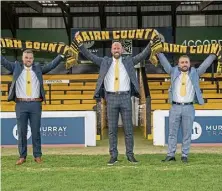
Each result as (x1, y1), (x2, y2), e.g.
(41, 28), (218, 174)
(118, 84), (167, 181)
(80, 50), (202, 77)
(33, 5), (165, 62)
(1, 153), (222, 191)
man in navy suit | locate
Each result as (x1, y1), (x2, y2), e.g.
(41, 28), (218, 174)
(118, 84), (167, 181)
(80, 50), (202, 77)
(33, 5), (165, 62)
(1, 49), (64, 165)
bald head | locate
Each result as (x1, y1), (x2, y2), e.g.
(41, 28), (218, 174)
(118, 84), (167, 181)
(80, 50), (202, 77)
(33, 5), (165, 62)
(111, 42), (123, 59)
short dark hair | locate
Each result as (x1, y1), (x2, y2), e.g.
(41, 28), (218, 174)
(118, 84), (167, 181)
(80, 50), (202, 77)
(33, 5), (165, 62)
(178, 55), (190, 62)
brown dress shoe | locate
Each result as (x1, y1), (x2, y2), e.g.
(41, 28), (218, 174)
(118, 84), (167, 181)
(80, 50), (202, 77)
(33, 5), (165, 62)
(16, 158), (26, 165)
(34, 157), (42, 163)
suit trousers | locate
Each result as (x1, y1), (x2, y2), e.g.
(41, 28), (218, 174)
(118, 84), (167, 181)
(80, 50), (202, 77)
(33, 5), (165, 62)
(167, 104), (195, 157)
(106, 92), (134, 158)
(15, 101), (42, 158)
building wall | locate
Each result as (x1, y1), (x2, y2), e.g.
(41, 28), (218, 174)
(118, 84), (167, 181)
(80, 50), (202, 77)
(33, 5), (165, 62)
(15, 4), (222, 28)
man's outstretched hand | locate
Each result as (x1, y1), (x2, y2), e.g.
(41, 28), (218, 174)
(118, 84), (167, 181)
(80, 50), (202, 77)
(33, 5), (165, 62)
(150, 36), (163, 55)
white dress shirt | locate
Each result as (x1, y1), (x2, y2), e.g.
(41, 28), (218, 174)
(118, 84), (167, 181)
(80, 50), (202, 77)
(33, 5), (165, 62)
(16, 66), (40, 98)
(104, 57), (130, 92)
(173, 72), (195, 103)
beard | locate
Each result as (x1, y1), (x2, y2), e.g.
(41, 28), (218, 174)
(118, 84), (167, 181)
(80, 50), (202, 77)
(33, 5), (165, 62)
(113, 53), (121, 59)
(24, 63), (32, 67)
(180, 66), (189, 72)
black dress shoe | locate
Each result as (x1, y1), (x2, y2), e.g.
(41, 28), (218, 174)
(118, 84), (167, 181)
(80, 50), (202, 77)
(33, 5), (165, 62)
(162, 156), (176, 162)
(127, 156), (139, 163)
(107, 157), (118, 166)
(181, 157), (188, 163)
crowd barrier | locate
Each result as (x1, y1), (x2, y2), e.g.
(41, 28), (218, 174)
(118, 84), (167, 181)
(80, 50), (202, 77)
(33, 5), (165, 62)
(1, 111), (96, 146)
(153, 110), (222, 146)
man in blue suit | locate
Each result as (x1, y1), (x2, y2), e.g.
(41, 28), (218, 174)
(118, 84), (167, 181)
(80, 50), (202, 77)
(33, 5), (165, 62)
(1, 49), (64, 165)
(76, 32), (151, 165)
(157, 52), (217, 163)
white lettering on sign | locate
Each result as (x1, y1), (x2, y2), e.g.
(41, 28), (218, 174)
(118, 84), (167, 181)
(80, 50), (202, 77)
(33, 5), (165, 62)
(41, 126), (67, 132)
(191, 122), (202, 140)
(41, 126), (68, 136)
(206, 125), (222, 131)
(206, 125), (222, 136)
(182, 39), (222, 46)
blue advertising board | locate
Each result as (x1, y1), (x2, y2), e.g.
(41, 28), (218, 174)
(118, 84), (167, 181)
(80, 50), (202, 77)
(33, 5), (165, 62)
(165, 116), (222, 144)
(1, 117), (85, 145)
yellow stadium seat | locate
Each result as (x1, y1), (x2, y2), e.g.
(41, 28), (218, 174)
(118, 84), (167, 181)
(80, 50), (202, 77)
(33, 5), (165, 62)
(0, 74), (99, 82)
(151, 100), (166, 104)
(63, 100), (81, 104)
(202, 90), (217, 93)
(85, 82), (97, 86)
(45, 94), (94, 100)
(66, 91), (83, 95)
(46, 100), (61, 104)
(82, 100), (97, 104)
(148, 81), (215, 86)
(82, 91), (94, 94)
(150, 93), (222, 100)
(44, 85), (96, 91)
(207, 99), (222, 103)
(146, 73), (221, 80)
(149, 90), (162, 94)
(48, 91), (65, 95)
(148, 84), (217, 90)
(50, 82), (84, 86)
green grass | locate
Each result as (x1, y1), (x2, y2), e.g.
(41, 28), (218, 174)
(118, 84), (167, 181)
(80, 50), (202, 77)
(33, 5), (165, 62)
(1, 154), (222, 191)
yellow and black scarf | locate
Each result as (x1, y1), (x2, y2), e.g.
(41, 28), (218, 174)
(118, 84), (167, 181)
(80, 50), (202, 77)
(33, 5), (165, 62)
(1, 28), (221, 73)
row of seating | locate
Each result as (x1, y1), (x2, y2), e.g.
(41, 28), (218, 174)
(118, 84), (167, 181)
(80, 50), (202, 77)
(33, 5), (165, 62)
(146, 73), (222, 80)
(1, 73), (220, 81)
(1, 85), (220, 97)
(1, 75), (221, 107)
(149, 83), (219, 93)
(1, 81), (221, 94)
(2, 92), (221, 105)
(2, 73), (221, 82)
(1, 75), (221, 112)
(0, 74), (99, 82)
(1, 75), (98, 113)
(3, 101), (221, 111)
(2, 92), (220, 100)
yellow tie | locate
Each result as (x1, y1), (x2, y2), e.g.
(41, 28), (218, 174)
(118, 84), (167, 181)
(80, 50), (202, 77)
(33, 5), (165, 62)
(26, 68), (32, 96)
(114, 59), (120, 91)
(180, 72), (187, 97)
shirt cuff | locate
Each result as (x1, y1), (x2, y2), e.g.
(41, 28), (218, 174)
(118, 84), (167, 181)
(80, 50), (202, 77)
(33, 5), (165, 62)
(60, 55), (65, 58)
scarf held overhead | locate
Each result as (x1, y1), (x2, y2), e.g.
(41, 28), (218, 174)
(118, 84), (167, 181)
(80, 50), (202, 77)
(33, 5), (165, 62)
(0, 28), (221, 73)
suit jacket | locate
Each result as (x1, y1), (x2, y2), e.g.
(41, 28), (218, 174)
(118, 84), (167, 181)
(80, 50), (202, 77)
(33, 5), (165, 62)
(1, 55), (63, 102)
(157, 53), (216, 105)
(79, 44), (151, 99)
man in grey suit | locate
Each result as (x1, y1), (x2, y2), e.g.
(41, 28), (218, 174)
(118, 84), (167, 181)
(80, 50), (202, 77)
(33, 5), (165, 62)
(1, 49), (64, 165)
(157, 52), (217, 163)
(76, 32), (151, 165)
